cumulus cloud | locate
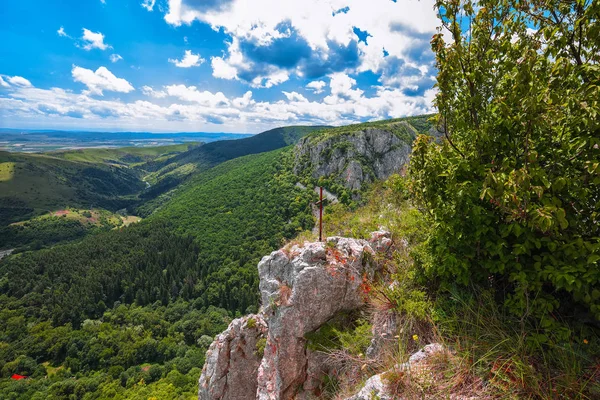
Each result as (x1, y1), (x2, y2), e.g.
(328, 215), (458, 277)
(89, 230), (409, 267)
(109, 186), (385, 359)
(141, 85), (167, 98)
(71, 66), (134, 95)
(82, 28), (111, 51)
(0, 77), (10, 88)
(211, 56), (238, 79)
(168, 50), (205, 67)
(282, 91), (308, 102)
(1, 71), (434, 132)
(7, 76), (33, 87)
(110, 54), (123, 63)
(163, 0), (439, 90)
(306, 80), (326, 94)
(141, 0), (156, 12)
(165, 84), (229, 106)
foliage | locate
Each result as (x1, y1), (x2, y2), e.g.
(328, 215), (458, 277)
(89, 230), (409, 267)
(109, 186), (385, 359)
(137, 126), (325, 207)
(0, 145), (315, 398)
(304, 115), (434, 144)
(0, 209), (135, 251)
(0, 151), (143, 226)
(410, 0), (600, 325)
(0, 298), (225, 399)
(434, 288), (600, 398)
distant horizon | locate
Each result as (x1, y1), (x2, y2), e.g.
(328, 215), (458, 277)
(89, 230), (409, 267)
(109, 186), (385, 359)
(0, 0), (437, 132)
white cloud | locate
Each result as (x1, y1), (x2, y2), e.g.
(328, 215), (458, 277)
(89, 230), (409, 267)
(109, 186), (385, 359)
(100, 0), (106, 4)
(82, 28), (111, 51)
(110, 54), (123, 63)
(251, 70), (289, 88)
(0, 77), (10, 88)
(306, 80), (326, 94)
(211, 56), (238, 80)
(141, 0), (156, 11)
(163, 0), (439, 89)
(71, 66), (134, 95)
(165, 84), (229, 106)
(168, 50), (205, 68)
(326, 73), (363, 103)
(57, 26), (69, 37)
(282, 91), (308, 102)
(141, 85), (167, 98)
(1, 71), (434, 132)
(7, 76), (33, 87)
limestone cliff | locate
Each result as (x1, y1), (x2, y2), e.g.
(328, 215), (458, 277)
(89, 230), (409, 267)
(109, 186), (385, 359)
(292, 121), (417, 192)
(198, 231), (393, 400)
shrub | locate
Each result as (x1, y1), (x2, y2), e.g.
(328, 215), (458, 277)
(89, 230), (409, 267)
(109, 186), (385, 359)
(410, 0), (600, 326)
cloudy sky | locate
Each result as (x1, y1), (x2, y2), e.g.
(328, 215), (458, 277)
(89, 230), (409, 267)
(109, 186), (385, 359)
(0, 0), (439, 133)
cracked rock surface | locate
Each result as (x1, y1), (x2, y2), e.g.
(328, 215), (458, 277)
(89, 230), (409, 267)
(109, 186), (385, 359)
(198, 314), (268, 400)
(198, 232), (392, 400)
(293, 125), (414, 191)
(256, 235), (384, 400)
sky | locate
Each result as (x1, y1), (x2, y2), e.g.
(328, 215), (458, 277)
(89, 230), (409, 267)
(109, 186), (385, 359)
(0, 0), (440, 133)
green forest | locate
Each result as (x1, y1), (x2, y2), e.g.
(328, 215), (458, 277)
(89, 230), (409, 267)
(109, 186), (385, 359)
(0, 145), (317, 399)
(1, 0), (599, 398)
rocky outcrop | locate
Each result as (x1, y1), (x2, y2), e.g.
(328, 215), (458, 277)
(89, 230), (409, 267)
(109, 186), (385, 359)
(293, 123), (416, 191)
(198, 314), (268, 400)
(257, 236), (384, 400)
(199, 232), (393, 400)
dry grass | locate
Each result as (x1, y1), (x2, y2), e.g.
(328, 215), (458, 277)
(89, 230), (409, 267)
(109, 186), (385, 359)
(278, 283), (292, 306)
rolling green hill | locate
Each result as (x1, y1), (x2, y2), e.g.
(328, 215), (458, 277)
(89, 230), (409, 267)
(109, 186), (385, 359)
(51, 143), (199, 166)
(138, 126), (327, 203)
(0, 151), (144, 226)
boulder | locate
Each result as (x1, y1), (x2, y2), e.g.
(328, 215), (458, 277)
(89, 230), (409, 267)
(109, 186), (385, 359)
(198, 232), (393, 400)
(344, 343), (447, 400)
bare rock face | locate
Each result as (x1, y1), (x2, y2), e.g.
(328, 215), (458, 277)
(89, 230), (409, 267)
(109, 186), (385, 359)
(198, 232), (393, 400)
(256, 236), (383, 400)
(198, 314), (268, 400)
(293, 124), (415, 191)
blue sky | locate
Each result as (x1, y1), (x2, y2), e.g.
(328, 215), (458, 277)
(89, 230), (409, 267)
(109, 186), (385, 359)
(0, 0), (439, 133)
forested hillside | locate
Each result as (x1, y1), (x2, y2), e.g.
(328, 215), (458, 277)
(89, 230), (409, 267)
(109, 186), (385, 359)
(0, 115), (430, 399)
(138, 125), (325, 204)
(0, 151), (144, 226)
(0, 127), (322, 252)
(0, 146), (316, 398)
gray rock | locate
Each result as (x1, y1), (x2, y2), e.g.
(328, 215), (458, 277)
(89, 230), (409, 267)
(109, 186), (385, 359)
(199, 232), (392, 400)
(256, 234), (386, 400)
(293, 125), (414, 192)
(365, 311), (398, 360)
(198, 314), (268, 400)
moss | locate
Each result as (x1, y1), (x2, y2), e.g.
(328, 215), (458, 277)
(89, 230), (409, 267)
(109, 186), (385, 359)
(255, 337), (267, 357)
(246, 317), (256, 329)
(304, 311), (371, 354)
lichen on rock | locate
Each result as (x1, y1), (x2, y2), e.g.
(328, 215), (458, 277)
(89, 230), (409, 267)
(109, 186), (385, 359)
(198, 314), (268, 400)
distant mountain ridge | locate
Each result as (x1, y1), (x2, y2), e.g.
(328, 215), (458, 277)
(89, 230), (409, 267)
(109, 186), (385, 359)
(137, 125), (328, 207)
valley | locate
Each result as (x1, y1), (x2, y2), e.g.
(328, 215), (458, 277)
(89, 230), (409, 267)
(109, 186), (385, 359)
(0, 116), (433, 398)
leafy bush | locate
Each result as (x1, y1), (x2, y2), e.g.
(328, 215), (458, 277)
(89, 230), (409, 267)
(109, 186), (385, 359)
(410, 0), (600, 325)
